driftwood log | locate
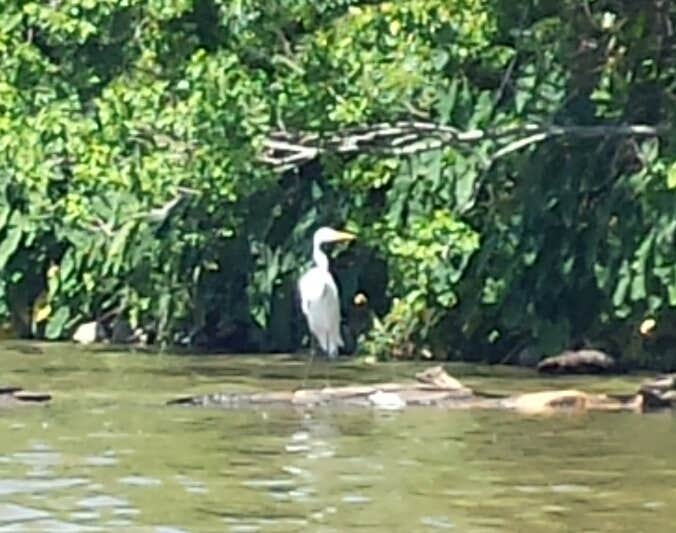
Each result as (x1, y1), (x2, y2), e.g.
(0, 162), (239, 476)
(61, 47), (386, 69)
(537, 349), (616, 374)
(168, 366), (669, 415)
(0, 386), (51, 408)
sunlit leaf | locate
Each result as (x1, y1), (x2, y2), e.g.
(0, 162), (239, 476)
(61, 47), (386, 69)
(0, 226), (22, 270)
(45, 306), (70, 339)
(667, 162), (676, 189)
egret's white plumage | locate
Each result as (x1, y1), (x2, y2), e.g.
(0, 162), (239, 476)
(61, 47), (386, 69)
(298, 227), (356, 358)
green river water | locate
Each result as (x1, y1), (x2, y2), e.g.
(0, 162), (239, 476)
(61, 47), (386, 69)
(0, 341), (674, 532)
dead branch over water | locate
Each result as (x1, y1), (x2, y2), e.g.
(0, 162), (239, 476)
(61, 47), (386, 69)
(259, 122), (667, 171)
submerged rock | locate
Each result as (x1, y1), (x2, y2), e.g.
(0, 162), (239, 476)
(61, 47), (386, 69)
(368, 390), (406, 410)
(12, 390), (51, 402)
(639, 374), (676, 409)
(537, 349), (616, 374)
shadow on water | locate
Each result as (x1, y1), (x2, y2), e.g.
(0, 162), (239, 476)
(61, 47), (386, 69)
(0, 341), (674, 532)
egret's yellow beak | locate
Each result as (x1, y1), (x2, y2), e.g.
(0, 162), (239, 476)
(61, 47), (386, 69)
(332, 230), (356, 242)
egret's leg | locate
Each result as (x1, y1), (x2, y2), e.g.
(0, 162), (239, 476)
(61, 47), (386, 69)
(302, 336), (318, 387)
(323, 333), (331, 388)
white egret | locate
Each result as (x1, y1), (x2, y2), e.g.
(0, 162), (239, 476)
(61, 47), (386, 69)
(298, 227), (356, 362)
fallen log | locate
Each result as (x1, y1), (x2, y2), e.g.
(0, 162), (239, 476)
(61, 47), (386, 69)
(167, 365), (652, 415)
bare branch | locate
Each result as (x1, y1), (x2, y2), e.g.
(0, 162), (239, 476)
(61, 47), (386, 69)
(272, 54), (305, 76)
(492, 54), (518, 111)
(258, 121), (668, 171)
(489, 132), (549, 163)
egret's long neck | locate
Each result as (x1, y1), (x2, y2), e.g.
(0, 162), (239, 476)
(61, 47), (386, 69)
(313, 241), (329, 270)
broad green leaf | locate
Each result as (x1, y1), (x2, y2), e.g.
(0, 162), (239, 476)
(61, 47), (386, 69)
(45, 306), (70, 340)
(455, 166), (477, 212)
(640, 138), (659, 164)
(667, 162), (676, 189)
(669, 274), (676, 306)
(630, 273), (646, 301)
(436, 80), (457, 123)
(108, 221), (136, 261)
(0, 205), (9, 230)
(471, 91), (493, 127)
(0, 226), (22, 270)
(432, 49), (449, 70)
(612, 261), (631, 308)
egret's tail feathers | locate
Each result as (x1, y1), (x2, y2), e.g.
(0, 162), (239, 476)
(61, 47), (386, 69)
(318, 329), (343, 359)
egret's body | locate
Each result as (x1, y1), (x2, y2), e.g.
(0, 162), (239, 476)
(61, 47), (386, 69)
(298, 227), (356, 359)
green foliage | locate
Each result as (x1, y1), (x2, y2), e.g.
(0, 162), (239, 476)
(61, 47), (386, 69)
(0, 0), (674, 368)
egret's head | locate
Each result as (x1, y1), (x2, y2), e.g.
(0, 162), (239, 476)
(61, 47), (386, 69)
(313, 226), (356, 247)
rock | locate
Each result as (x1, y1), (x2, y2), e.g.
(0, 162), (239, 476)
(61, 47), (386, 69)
(133, 327), (155, 345)
(368, 390), (406, 410)
(517, 345), (540, 367)
(662, 390), (676, 402)
(639, 374), (676, 408)
(641, 374), (675, 392)
(415, 366), (471, 392)
(508, 390), (590, 414)
(537, 349), (616, 374)
(72, 321), (106, 344)
(507, 389), (642, 414)
(110, 320), (134, 344)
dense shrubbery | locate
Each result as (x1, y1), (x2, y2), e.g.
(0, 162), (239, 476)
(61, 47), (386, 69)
(0, 1), (674, 367)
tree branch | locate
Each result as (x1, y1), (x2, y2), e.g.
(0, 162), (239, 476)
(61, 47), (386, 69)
(258, 121), (668, 171)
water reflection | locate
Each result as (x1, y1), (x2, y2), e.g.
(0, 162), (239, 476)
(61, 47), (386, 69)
(0, 343), (674, 531)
